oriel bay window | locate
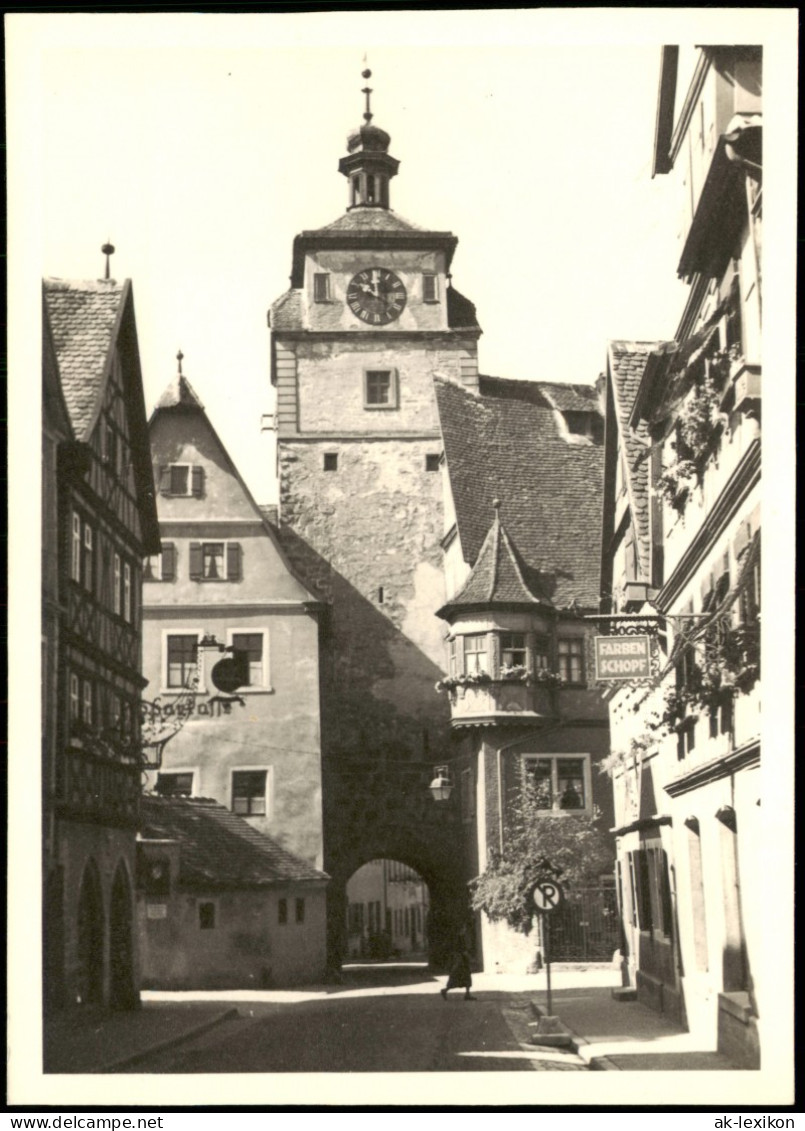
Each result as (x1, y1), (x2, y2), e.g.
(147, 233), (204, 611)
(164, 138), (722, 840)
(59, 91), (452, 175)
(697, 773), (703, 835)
(463, 634), (489, 674)
(232, 770), (268, 816)
(523, 755), (589, 812)
(500, 633), (527, 669)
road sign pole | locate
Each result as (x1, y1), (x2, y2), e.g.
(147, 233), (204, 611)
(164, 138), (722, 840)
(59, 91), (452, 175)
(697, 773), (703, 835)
(544, 912), (552, 1017)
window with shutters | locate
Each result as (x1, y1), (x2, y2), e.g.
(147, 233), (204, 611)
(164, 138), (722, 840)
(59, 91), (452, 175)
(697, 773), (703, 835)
(144, 542), (176, 582)
(313, 273), (332, 302)
(422, 273), (439, 302)
(189, 541), (242, 581)
(166, 634), (200, 689)
(228, 630), (269, 689)
(160, 463), (205, 497)
(232, 769), (269, 816)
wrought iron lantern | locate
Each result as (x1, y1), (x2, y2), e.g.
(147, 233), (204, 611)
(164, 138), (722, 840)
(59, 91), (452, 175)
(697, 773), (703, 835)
(428, 765), (453, 803)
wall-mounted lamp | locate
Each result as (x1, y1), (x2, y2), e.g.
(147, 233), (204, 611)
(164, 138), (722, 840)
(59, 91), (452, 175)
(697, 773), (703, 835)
(429, 765), (453, 803)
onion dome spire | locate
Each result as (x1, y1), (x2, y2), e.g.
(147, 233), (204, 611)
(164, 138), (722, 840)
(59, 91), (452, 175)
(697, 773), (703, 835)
(338, 65), (399, 210)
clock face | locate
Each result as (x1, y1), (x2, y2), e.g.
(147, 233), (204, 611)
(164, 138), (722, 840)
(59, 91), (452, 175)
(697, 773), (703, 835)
(346, 268), (407, 325)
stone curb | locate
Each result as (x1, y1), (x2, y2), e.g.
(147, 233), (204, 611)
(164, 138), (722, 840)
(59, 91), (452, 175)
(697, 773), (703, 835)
(96, 1007), (240, 1073)
(529, 1000), (621, 1072)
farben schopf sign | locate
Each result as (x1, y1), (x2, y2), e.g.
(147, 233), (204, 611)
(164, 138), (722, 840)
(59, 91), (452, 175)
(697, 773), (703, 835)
(594, 635), (652, 680)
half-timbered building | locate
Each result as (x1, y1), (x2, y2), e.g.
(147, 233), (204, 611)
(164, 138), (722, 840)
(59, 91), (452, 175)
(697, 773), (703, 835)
(43, 274), (160, 1014)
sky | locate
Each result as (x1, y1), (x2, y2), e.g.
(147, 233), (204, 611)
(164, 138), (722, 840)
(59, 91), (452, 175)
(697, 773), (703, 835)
(8, 9), (741, 504)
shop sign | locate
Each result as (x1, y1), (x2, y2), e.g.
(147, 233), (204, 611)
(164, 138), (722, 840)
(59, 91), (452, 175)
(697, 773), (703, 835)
(594, 634), (653, 680)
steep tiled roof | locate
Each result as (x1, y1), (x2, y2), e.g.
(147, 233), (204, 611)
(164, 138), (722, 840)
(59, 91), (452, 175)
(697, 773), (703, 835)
(446, 286), (481, 331)
(43, 278), (124, 439)
(154, 373), (205, 411)
(439, 505), (550, 616)
(270, 288), (304, 331)
(435, 374), (605, 609)
(607, 342), (658, 580)
(537, 382), (600, 413)
(318, 209), (425, 234)
(140, 796), (329, 890)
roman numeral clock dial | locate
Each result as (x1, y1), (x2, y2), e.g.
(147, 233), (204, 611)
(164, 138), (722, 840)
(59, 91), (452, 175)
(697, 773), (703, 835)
(346, 268), (407, 325)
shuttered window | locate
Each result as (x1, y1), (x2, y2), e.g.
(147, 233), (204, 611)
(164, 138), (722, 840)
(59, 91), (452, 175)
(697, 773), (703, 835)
(190, 541), (242, 581)
(159, 464), (204, 497)
(422, 273), (439, 302)
(161, 542), (176, 581)
(313, 273), (331, 302)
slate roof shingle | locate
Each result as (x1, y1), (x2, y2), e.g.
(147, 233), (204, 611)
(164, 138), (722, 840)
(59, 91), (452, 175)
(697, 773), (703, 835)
(436, 374), (605, 609)
(318, 209), (425, 234)
(140, 795), (329, 891)
(607, 342), (660, 580)
(43, 278), (125, 440)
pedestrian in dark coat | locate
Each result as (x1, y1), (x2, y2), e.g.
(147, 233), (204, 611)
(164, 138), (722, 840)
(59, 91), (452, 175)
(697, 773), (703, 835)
(440, 933), (475, 1000)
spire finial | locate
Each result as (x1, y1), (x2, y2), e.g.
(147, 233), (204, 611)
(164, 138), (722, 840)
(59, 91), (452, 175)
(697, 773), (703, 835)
(176, 349), (184, 375)
(493, 498), (501, 514)
(101, 240), (115, 281)
(361, 64), (373, 123)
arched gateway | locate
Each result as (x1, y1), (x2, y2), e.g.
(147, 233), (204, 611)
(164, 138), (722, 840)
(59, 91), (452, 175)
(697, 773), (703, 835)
(269, 74), (482, 973)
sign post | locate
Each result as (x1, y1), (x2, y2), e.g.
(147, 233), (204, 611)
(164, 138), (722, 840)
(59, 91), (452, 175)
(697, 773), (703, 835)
(532, 879), (564, 1016)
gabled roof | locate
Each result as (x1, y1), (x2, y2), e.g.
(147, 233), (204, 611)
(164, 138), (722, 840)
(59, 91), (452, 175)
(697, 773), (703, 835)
(43, 276), (160, 553)
(435, 374), (605, 610)
(140, 796), (329, 890)
(43, 278), (126, 439)
(438, 504), (550, 618)
(606, 342), (659, 580)
(150, 369), (321, 605)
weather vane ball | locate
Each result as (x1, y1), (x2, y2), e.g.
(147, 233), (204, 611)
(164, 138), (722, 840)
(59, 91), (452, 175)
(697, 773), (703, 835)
(362, 68), (372, 79)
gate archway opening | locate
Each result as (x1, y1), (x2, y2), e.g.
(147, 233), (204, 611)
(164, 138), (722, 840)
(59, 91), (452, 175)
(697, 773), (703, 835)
(344, 858), (432, 964)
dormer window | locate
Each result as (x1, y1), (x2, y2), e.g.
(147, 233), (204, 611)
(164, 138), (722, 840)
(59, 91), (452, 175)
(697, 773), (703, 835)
(563, 412), (604, 443)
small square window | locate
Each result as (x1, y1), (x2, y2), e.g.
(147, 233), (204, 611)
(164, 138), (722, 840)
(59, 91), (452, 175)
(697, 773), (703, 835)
(199, 902), (216, 930)
(323, 453), (338, 472)
(365, 370), (397, 409)
(278, 898), (288, 925)
(231, 632), (265, 688)
(232, 769), (267, 816)
(501, 633), (527, 669)
(425, 454), (441, 472)
(295, 898), (305, 924)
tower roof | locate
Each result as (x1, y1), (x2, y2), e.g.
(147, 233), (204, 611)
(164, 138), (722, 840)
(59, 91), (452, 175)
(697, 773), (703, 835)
(437, 503), (551, 619)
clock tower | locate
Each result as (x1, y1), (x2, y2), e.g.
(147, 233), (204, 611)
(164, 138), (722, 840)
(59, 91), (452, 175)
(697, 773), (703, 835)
(268, 72), (481, 966)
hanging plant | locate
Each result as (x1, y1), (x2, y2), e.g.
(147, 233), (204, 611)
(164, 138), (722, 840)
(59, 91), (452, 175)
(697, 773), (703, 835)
(435, 671), (493, 693)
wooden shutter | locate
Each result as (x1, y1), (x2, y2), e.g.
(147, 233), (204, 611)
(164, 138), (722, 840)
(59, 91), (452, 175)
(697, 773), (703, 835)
(423, 273), (438, 302)
(161, 542), (176, 581)
(191, 466), (205, 497)
(159, 466), (172, 494)
(189, 542), (203, 579)
(226, 542), (242, 581)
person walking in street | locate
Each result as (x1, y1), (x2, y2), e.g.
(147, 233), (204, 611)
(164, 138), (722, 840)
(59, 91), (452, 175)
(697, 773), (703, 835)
(440, 931), (475, 1001)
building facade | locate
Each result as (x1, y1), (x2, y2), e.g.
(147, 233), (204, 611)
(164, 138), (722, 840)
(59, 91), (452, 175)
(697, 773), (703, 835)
(599, 46), (762, 1067)
(137, 796), (329, 989)
(268, 79), (481, 966)
(42, 274), (161, 1014)
(345, 859), (429, 959)
(142, 364), (325, 869)
(434, 375), (615, 973)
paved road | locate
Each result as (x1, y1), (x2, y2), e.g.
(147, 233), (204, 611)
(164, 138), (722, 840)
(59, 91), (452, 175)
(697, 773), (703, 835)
(122, 966), (588, 1074)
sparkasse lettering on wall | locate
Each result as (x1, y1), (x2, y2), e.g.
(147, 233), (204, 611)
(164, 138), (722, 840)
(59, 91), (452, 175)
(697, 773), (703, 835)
(594, 634), (652, 681)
